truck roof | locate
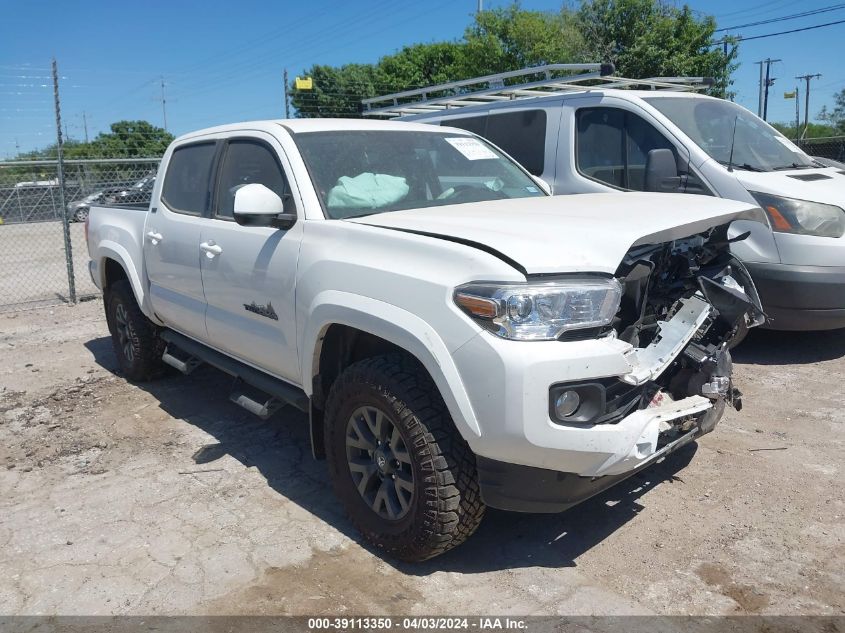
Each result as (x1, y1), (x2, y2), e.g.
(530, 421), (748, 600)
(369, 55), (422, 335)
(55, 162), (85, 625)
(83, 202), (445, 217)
(174, 118), (469, 143)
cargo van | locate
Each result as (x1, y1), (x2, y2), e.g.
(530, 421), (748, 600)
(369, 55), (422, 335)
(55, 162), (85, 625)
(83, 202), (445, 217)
(365, 65), (845, 333)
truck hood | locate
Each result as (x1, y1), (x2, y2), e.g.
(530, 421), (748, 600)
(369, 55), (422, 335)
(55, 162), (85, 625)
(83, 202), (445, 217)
(349, 193), (763, 275)
(734, 167), (845, 207)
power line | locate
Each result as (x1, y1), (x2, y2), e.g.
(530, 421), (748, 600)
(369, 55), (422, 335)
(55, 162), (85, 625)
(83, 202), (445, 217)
(715, 4), (845, 32)
(728, 18), (845, 42)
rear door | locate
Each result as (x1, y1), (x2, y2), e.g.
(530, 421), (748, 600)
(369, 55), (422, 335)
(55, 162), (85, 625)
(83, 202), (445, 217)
(144, 141), (218, 338)
(198, 133), (303, 384)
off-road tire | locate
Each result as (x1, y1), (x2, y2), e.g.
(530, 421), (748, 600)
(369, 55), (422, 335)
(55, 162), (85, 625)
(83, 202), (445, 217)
(105, 280), (166, 381)
(324, 354), (485, 562)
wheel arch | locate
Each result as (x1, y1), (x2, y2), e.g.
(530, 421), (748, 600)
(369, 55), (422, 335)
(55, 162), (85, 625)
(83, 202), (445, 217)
(96, 242), (154, 320)
(302, 292), (482, 445)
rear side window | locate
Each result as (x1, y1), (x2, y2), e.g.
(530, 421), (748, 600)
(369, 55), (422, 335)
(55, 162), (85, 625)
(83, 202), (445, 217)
(161, 142), (217, 215)
(484, 110), (547, 176)
(216, 140), (290, 219)
(441, 115), (486, 136)
(442, 110), (547, 176)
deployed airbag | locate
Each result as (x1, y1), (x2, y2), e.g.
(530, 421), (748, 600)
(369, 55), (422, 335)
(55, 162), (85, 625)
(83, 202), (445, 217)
(327, 172), (409, 210)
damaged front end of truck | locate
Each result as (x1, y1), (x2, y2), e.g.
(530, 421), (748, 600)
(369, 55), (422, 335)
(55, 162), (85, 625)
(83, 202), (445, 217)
(610, 223), (766, 453)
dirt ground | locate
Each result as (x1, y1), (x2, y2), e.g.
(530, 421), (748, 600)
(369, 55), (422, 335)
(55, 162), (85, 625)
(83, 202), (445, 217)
(0, 299), (842, 616)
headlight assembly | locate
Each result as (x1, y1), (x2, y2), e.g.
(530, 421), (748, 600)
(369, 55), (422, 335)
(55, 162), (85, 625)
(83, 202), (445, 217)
(454, 278), (622, 341)
(750, 191), (845, 238)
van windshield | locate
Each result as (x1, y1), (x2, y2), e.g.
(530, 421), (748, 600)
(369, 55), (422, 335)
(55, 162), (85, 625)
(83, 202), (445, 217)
(643, 97), (817, 172)
(293, 130), (545, 219)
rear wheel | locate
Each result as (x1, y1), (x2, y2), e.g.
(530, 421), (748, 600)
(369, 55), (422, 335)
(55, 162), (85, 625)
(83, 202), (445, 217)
(324, 354), (485, 561)
(105, 280), (166, 381)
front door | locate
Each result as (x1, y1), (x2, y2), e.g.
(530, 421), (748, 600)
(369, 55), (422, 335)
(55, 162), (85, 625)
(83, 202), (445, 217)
(199, 135), (302, 384)
(144, 140), (218, 338)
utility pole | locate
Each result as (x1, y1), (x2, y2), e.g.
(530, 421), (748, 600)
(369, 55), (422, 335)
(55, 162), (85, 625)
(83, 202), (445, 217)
(284, 68), (290, 119)
(795, 87), (800, 132)
(761, 58), (781, 122)
(52, 58), (76, 304)
(755, 61), (764, 117)
(159, 76), (168, 131)
(477, 0), (482, 12)
(796, 73), (822, 139)
(82, 111), (89, 143)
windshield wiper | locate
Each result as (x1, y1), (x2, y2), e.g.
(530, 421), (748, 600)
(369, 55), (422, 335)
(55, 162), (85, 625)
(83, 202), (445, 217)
(717, 160), (764, 172)
(771, 162), (815, 171)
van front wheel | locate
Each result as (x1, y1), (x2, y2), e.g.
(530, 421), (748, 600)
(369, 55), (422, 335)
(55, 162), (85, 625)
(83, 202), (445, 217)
(324, 354), (485, 562)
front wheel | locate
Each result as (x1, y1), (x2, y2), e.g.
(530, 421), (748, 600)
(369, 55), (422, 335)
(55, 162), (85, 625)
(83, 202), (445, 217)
(324, 355), (485, 562)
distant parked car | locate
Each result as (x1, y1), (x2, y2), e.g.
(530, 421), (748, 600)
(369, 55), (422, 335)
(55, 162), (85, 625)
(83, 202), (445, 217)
(68, 172), (156, 222)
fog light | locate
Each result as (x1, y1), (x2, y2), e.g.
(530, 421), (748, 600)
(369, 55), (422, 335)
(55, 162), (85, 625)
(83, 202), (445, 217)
(554, 390), (580, 418)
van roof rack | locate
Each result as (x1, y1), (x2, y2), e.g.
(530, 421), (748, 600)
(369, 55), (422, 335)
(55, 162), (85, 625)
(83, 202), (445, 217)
(361, 63), (714, 118)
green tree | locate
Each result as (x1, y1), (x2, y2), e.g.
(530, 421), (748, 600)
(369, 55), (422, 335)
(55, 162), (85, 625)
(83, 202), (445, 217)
(818, 88), (845, 134)
(771, 121), (837, 140)
(576, 0), (736, 97)
(460, 5), (585, 76)
(10, 120), (173, 161)
(84, 120), (173, 158)
(292, 1), (736, 117)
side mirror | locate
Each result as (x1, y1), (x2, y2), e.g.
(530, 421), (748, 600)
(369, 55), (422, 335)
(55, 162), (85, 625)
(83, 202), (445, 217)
(531, 176), (552, 196)
(233, 183), (296, 229)
(645, 148), (682, 193)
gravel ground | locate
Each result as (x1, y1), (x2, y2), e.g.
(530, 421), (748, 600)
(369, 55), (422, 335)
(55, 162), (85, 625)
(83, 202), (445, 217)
(0, 300), (842, 615)
(0, 221), (96, 309)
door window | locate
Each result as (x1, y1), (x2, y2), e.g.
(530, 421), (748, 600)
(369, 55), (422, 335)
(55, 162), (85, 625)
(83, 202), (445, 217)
(215, 140), (290, 219)
(161, 142), (217, 215)
(577, 107), (688, 191)
(575, 109), (625, 188)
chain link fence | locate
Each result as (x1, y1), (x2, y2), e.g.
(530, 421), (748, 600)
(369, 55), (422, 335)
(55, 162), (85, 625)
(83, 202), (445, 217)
(0, 158), (160, 311)
(796, 136), (845, 163)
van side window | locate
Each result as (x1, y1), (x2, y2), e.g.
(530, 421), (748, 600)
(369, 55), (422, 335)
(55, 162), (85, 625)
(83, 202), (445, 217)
(442, 110), (547, 176)
(216, 140), (290, 219)
(441, 116), (486, 136)
(577, 107), (680, 191)
(161, 142), (217, 215)
(576, 109), (625, 188)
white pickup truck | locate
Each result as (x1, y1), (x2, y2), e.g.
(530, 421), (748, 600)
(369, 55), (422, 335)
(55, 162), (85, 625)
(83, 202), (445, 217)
(87, 118), (765, 561)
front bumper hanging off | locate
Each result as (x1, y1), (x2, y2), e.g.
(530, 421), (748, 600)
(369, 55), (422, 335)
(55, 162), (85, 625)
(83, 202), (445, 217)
(466, 294), (741, 513)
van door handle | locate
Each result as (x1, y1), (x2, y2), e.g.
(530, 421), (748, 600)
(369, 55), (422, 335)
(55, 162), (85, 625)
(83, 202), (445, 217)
(146, 230), (163, 245)
(200, 241), (223, 258)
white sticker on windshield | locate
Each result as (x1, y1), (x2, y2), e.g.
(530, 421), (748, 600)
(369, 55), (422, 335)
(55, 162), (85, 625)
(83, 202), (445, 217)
(445, 137), (498, 160)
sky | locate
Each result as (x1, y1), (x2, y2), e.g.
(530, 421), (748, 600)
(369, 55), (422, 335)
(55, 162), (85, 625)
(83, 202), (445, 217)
(2, 0), (844, 159)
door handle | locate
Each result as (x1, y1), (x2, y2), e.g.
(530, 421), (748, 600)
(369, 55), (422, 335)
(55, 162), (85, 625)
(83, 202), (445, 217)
(146, 230), (163, 245)
(200, 241), (223, 258)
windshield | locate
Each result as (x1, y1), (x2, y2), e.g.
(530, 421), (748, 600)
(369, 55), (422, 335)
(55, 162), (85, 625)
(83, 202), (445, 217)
(643, 97), (816, 172)
(293, 130), (545, 219)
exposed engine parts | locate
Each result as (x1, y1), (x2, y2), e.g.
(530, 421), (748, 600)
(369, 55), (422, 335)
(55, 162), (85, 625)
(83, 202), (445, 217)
(613, 224), (763, 436)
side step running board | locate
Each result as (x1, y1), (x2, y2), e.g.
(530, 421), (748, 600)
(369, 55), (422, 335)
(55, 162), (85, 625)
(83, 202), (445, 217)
(160, 330), (309, 414)
(161, 346), (202, 375)
(229, 379), (286, 420)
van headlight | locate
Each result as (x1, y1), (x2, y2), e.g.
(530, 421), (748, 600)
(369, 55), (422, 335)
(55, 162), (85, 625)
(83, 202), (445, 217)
(751, 191), (845, 238)
(454, 278), (622, 341)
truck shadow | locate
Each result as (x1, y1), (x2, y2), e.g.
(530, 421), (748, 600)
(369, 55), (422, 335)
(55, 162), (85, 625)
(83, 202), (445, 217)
(733, 327), (845, 365)
(85, 336), (699, 574)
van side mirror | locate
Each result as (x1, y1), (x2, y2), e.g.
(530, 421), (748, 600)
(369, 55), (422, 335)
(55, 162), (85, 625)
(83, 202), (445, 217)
(645, 149), (682, 193)
(233, 183), (296, 229)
